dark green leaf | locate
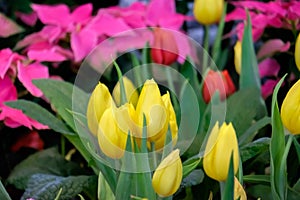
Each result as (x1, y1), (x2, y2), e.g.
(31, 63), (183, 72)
(247, 185), (272, 200)
(0, 181), (11, 200)
(33, 79), (89, 131)
(221, 153), (234, 200)
(7, 147), (88, 190)
(21, 174), (97, 200)
(270, 75), (287, 200)
(181, 169), (204, 187)
(243, 175), (270, 185)
(293, 137), (300, 163)
(5, 100), (73, 135)
(240, 137), (270, 162)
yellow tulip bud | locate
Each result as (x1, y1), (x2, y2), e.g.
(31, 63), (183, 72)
(234, 41), (242, 74)
(98, 106), (128, 159)
(162, 92), (178, 143)
(112, 76), (139, 106)
(136, 79), (169, 144)
(281, 79), (300, 134)
(203, 122), (239, 181)
(193, 0), (224, 25)
(152, 149), (182, 197)
(234, 177), (247, 200)
(295, 33), (300, 71)
(86, 83), (113, 136)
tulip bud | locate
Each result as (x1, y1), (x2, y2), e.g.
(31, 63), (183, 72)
(112, 76), (139, 107)
(151, 28), (178, 65)
(136, 79), (169, 145)
(281, 79), (300, 134)
(234, 41), (242, 74)
(98, 105), (129, 159)
(234, 177), (247, 200)
(295, 33), (300, 71)
(193, 0), (224, 25)
(162, 92), (178, 143)
(152, 149), (182, 197)
(202, 70), (236, 103)
(86, 83), (114, 136)
(203, 122), (239, 181)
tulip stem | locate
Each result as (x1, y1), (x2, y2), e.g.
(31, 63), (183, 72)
(202, 25), (210, 74)
(165, 68), (180, 112)
(219, 181), (225, 197)
(280, 134), (293, 173)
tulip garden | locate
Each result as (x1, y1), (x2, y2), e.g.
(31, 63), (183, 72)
(1, 0), (300, 199)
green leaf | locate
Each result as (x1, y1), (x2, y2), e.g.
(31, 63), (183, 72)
(5, 100), (73, 135)
(98, 172), (115, 200)
(239, 12), (260, 90)
(7, 147), (88, 190)
(226, 88), (266, 137)
(221, 153), (234, 200)
(21, 174), (97, 200)
(182, 158), (201, 178)
(33, 79), (89, 131)
(240, 137), (270, 162)
(293, 137), (300, 162)
(0, 181), (11, 200)
(270, 75), (287, 200)
(243, 175), (270, 185)
(239, 117), (271, 145)
(181, 169), (204, 187)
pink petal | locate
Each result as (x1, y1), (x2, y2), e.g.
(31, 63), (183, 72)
(31, 4), (70, 27)
(225, 8), (247, 22)
(0, 106), (48, 129)
(86, 13), (132, 36)
(257, 39), (290, 59)
(287, 2), (300, 20)
(0, 48), (24, 78)
(15, 32), (45, 50)
(0, 76), (17, 105)
(71, 28), (98, 62)
(259, 58), (280, 78)
(17, 62), (49, 97)
(28, 47), (67, 62)
(0, 13), (24, 38)
(15, 12), (38, 27)
(261, 79), (279, 99)
(71, 3), (93, 24)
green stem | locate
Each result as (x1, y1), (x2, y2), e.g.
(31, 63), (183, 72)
(165, 68), (180, 112)
(202, 25), (210, 74)
(219, 181), (225, 197)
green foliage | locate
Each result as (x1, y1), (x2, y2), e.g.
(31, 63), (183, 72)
(0, 181), (11, 200)
(240, 137), (270, 162)
(221, 153), (234, 200)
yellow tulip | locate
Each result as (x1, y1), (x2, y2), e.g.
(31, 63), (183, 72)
(281, 79), (300, 134)
(152, 149), (182, 197)
(98, 105), (129, 159)
(193, 0), (224, 25)
(295, 33), (300, 71)
(112, 76), (139, 106)
(86, 83), (113, 136)
(162, 92), (178, 143)
(136, 79), (169, 145)
(234, 41), (242, 74)
(234, 177), (247, 200)
(203, 122), (239, 181)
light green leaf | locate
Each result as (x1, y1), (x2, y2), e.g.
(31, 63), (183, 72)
(270, 75), (287, 200)
(0, 181), (11, 200)
(221, 153), (234, 200)
(240, 137), (270, 162)
(182, 158), (201, 178)
(98, 172), (114, 200)
(5, 100), (73, 135)
(243, 175), (270, 185)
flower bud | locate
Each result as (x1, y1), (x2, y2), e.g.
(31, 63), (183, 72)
(112, 76), (139, 107)
(234, 41), (242, 74)
(281, 79), (300, 134)
(86, 83), (113, 136)
(193, 0), (224, 25)
(151, 28), (178, 65)
(98, 105), (129, 159)
(202, 70), (236, 103)
(136, 79), (169, 145)
(203, 122), (239, 181)
(152, 149), (182, 197)
(234, 177), (247, 200)
(295, 33), (300, 71)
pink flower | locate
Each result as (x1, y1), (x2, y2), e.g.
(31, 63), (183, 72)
(17, 62), (49, 97)
(0, 48), (24, 79)
(15, 12), (38, 27)
(0, 75), (17, 105)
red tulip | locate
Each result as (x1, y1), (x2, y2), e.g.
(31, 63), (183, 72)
(151, 28), (178, 65)
(202, 70), (236, 103)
